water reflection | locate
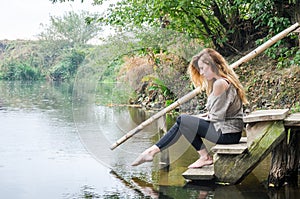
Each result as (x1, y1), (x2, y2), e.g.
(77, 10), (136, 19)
(0, 81), (142, 199)
(0, 81), (299, 199)
(72, 80), (300, 198)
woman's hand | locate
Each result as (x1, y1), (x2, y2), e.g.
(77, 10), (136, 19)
(195, 112), (208, 118)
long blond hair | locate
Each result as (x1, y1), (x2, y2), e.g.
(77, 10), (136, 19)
(188, 48), (248, 104)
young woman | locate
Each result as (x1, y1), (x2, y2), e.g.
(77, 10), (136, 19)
(131, 48), (248, 168)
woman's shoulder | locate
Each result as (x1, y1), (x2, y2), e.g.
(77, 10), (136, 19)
(212, 78), (229, 96)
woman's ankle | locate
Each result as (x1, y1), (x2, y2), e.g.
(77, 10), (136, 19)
(148, 145), (160, 155)
(131, 145), (160, 166)
(200, 154), (212, 161)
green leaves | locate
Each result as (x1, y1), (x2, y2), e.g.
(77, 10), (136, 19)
(98, 0), (255, 54)
(0, 60), (42, 81)
(96, 0), (299, 58)
(142, 76), (173, 99)
(49, 49), (86, 81)
(38, 11), (102, 45)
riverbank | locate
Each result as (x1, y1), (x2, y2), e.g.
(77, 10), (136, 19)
(126, 53), (300, 114)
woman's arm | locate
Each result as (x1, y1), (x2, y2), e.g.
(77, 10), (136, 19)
(207, 79), (231, 121)
(212, 79), (229, 96)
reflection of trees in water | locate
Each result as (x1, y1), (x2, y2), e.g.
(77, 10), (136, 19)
(128, 106), (147, 125)
(0, 81), (75, 123)
(107, 170), (159, 199)
(0, 81), (73, 110)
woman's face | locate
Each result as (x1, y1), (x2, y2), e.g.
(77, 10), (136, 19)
(197, 56), (216, 80)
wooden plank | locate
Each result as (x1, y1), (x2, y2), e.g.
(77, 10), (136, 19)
(284, 113), (300, 127)
(182, 165), (214, 180)
(211, 137), (247, 154)
(246, 121), (271, 147)
(213, 121), (286, 185)
(243, 109), (289, 123)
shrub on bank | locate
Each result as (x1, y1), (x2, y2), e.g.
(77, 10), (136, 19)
(0, 60), (43, 80)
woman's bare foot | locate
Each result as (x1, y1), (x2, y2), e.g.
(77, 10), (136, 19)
(131, 151), (154, 166)
(188, 156), (213, 168)
(131, 145), (160, 166)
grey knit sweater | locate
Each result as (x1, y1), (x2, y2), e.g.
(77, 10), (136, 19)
(206, 84), (243, 134)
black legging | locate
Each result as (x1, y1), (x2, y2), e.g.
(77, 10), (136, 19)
(156, 114), (241, 151)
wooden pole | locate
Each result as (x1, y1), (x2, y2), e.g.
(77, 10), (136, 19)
(110, 22), (300, 150)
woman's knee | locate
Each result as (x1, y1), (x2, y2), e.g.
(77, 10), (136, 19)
(176, 114), (190, 125)
(176, 115), (182, 125)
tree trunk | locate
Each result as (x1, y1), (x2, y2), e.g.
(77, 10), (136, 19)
(268, 136), (287, 188)
(274, 0), (300, 46)
(268, 128), (299, 188)
(293, 3), (300, 46)
(285, 129), (299, 186)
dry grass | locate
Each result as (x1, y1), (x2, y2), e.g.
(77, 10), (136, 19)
(118, 56), (154, 91)
(236, 56), (300, 111)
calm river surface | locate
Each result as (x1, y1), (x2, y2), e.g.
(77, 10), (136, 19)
(0, 81), (299, 199)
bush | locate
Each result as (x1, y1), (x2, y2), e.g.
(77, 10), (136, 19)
(0, 60), (42, 80)
(49, 49), (85, 81)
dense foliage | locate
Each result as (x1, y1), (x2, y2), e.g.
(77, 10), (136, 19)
(51, 0), (300, 66)
(97, 0), (299, 55)
(0, 11), (101, 81)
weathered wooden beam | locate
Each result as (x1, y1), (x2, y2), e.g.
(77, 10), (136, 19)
(230, 22), (299, 69)
(285, 129), (299, 185)
(157, 115), (170, 170)
(213, 121), (286, 184)
(284, 113), (300, 127)
(211, 137), (248, 154)
(243, 109), (289, 123)
(182, 165), (215, 181)
(244, 109), (289, 147)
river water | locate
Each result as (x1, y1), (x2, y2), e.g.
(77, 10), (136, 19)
(0, 81), (299, 199)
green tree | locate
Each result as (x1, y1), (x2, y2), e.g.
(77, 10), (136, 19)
(94, 0), (299, 56)
(37, 10), (103, 71)
(51, 1), (299, 54)
(37, 10), (103, 80)
(39, 10), (102, 45)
